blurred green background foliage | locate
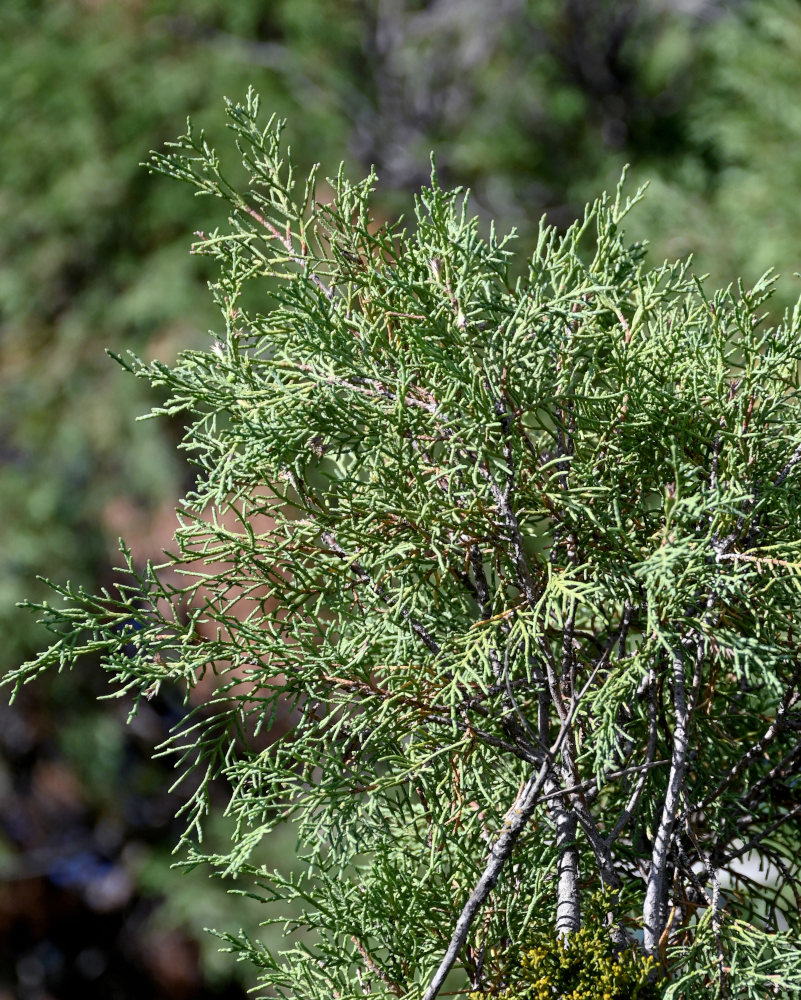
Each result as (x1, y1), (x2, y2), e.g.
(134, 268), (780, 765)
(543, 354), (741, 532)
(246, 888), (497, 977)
(2, 1), (801, 996)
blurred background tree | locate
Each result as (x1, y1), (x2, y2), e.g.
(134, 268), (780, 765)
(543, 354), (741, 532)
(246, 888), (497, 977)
(2, 1), (800, 997)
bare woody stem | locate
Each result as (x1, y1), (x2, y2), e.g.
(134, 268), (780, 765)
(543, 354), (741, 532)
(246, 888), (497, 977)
(422, 658), (606, 1000)
(421, 743), (563, 1000)
(643, 647), (692, 956)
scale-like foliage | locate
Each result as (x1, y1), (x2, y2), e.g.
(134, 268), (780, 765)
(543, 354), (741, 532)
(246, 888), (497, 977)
(8, 91), (801, 998)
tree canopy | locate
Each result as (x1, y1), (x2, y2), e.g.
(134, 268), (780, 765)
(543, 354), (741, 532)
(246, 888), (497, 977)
(9, 94), (801, 998)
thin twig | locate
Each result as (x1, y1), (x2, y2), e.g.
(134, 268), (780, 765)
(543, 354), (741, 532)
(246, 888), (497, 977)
(716, 804), (801, 867)
(351, 936), (404, 996)
(775, 441), (801, 488)
(606, 667), (658, 845)
(240, 202), (333, 298)
(691, 669), (799, 815)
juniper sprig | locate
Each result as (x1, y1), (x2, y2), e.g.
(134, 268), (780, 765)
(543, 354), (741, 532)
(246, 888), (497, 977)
(8, 91), (801, 998)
